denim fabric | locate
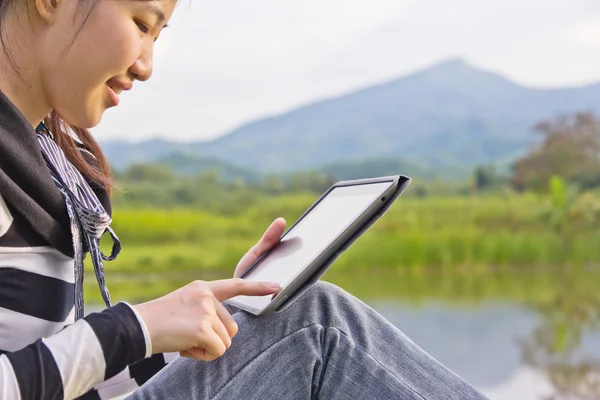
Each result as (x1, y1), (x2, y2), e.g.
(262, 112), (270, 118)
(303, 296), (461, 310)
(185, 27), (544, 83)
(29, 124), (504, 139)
(128, 282), (488, 400)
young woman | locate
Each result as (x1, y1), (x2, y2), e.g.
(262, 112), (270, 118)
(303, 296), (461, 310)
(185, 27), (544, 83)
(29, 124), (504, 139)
(0, 1), (488, 399)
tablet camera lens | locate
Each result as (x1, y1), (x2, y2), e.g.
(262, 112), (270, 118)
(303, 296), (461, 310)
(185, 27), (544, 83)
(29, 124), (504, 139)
(381, 196), (387, 202)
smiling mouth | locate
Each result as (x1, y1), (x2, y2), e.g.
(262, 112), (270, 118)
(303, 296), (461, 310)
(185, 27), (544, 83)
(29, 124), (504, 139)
(106, 84), (120, 106)
(106, 82), (122, 96)
(105, 79), (132, 107)
(106, 79), (133, 95)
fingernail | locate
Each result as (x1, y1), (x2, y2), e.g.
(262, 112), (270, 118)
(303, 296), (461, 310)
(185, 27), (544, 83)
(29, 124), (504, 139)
(267, 282), (280, 290)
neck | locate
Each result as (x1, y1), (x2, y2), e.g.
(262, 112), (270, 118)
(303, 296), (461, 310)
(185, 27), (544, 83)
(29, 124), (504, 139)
(0, 19), (51, 127)
(0, 65), (52, 128)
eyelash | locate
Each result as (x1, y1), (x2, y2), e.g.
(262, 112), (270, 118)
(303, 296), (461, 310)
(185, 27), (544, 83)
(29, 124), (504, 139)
(134, 20), (150, 34)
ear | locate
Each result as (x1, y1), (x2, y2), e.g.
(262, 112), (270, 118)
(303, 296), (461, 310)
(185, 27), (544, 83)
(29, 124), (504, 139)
(34, 0), (61, 25)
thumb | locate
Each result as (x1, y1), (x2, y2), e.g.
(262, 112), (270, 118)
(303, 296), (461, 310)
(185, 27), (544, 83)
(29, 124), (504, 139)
(254, 218), (286, 256)
(210, 278), (280, 302)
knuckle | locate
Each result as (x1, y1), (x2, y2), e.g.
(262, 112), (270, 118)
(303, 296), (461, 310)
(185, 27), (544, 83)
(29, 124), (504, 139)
(189, 280), (206, 291)
(185, 281), (212, 299)
(232, 278), (245, 289)
(215, 346), (226, 357)
(198, 290), (214, 301)
(191, 283), (214, 300)
(229, 321), (239, 336)
(182, 283), (215, 307)
(195, 321), (213, 336)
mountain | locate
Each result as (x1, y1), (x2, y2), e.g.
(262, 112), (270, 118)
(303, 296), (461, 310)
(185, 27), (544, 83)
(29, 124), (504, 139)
(102, 58), (600, 178)
(141, 153), (464, 183)
(318, 158), (468, 181)
(154, 153), (261, 182)
(101, 139), (186, 170)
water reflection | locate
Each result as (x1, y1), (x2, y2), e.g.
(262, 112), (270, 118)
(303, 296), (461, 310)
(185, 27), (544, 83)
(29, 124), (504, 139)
(366, 300), (600, 400)
(92, 268), (600, 400)
(518, 277), (600, 400)
(370, 301), (539, 389)
(325, 268), (600, 400)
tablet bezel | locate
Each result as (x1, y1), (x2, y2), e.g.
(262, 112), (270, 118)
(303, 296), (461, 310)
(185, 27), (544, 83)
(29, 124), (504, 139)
(224, 175), (410, 315)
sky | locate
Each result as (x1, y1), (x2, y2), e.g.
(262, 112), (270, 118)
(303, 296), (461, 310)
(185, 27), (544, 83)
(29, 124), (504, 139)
(92, 0), (600, 142)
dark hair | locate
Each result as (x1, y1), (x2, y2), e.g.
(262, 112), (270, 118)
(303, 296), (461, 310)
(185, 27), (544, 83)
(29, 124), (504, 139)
(44, 111), (113, 192)
(0, 0), (113, 192)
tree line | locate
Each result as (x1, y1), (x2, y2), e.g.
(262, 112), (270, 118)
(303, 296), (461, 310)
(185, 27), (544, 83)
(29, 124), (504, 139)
(111, 111), (600, 207)
(474, 112), (600, 193)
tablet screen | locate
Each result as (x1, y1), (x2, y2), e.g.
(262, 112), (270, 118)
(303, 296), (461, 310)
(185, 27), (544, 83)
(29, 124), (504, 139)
(231, 181), (393, 312)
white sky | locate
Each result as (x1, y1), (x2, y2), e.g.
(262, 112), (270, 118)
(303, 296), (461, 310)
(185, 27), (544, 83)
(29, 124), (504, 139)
(92, 0), (600, 142)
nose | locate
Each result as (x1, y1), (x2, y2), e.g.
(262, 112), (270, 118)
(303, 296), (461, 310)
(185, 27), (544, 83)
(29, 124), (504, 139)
(129, 44), (154, 82)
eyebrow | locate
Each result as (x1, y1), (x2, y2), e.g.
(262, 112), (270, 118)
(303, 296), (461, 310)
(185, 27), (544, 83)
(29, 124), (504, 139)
(138, 1), (169, 28)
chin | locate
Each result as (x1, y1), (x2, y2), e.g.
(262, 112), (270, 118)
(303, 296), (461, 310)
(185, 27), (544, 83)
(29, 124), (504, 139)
(79, 116), (102, 130)
(60, 110), (103, 130)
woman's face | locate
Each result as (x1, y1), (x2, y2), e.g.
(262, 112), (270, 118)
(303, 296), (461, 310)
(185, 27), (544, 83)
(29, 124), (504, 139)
(35, 0), (176, 128)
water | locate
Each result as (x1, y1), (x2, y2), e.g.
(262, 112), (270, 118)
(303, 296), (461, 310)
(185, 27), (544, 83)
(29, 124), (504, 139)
(93, 269), (600, 399)
(368, 301), (562, 399)
(101, 299), (597, 399)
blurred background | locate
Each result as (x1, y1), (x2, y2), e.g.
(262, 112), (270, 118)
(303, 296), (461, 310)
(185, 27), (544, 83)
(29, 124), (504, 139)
(90, 1), (600, 399)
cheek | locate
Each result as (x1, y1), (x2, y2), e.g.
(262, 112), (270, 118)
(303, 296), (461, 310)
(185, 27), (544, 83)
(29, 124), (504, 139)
(73, 23), (141, 82)
(44, 19), (142, 127)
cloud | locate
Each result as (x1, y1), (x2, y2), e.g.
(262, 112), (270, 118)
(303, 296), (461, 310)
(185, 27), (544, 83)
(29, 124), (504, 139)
(92, 0), (600, 142)
(561, 18), (600, 48)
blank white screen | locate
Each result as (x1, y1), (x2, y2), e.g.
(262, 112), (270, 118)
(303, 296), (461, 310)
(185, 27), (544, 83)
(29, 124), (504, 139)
(229, 181), (392, 312)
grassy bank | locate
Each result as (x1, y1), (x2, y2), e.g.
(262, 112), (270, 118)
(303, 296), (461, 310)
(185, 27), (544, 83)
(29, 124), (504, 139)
(84, 266), (600, 306)
(82, 192), (600, 304)
(95, 192), (600, 273)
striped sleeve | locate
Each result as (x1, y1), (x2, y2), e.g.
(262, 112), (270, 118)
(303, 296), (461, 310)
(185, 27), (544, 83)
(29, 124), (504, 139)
(0, 303), (148, 400)
(78, 352), (180, 400)
(76, 303), (180, 399)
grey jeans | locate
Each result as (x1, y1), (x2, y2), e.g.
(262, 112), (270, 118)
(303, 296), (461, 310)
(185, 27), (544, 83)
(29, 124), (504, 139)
(128, 282), (488, 399)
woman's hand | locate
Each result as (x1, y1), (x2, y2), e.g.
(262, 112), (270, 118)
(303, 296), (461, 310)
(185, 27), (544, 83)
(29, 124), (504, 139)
(134, 278), (280, 361)
(134, 218), (286, 362)
(234, 217), (286, 278)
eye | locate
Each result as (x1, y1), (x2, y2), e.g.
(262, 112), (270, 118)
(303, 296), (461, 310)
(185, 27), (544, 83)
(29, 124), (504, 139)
(134, 19), (150, 34)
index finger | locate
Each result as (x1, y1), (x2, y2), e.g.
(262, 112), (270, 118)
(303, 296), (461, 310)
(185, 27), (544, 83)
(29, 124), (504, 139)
(210, 278), (280, 302)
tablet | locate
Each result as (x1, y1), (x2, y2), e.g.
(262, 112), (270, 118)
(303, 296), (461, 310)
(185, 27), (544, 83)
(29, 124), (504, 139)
(224, 175), (411, 315)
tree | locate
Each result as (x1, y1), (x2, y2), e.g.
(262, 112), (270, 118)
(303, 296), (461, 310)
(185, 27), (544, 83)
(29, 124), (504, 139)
(265, 175), (284, 195)
(473, 165), (497, 191)
(287, 171), (336, 193)
(121, 163), (174, 183)
(512, 113), (600, 191)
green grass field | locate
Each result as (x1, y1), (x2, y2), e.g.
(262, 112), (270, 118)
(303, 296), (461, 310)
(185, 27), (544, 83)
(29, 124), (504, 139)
(98, 192), (600, 268)
(84, 192), (600, 304)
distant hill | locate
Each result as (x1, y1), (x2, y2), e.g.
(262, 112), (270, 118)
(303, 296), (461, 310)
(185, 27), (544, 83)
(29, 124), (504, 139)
(318, 158), (468, 181)
(102, 139), (183, 171)
(102, 58), (600, 178)
(154, 153), (260, 183)
(144, 153), (446, 183)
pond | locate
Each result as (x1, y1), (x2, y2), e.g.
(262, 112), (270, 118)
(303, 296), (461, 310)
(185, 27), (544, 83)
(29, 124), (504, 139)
(335, 268), (600, 400)
(92, 268), (600, 400)
(369, 300), (600, 399)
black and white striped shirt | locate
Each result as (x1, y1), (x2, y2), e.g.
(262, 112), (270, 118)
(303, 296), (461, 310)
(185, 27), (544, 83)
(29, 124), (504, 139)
(0, 91), (177, 399)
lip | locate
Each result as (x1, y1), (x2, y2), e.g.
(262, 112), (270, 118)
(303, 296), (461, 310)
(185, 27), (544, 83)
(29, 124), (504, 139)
(106, 85), (120, 107)
(105, 79), (133, 107)
(109, 79), (133, 92)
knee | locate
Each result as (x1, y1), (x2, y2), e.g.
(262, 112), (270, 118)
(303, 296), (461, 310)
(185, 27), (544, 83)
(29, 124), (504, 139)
(274, 281), (347, 315)
(282, 281), (367, 329)
(303, 281), (354, 307)
(309, 281), (346, 297)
